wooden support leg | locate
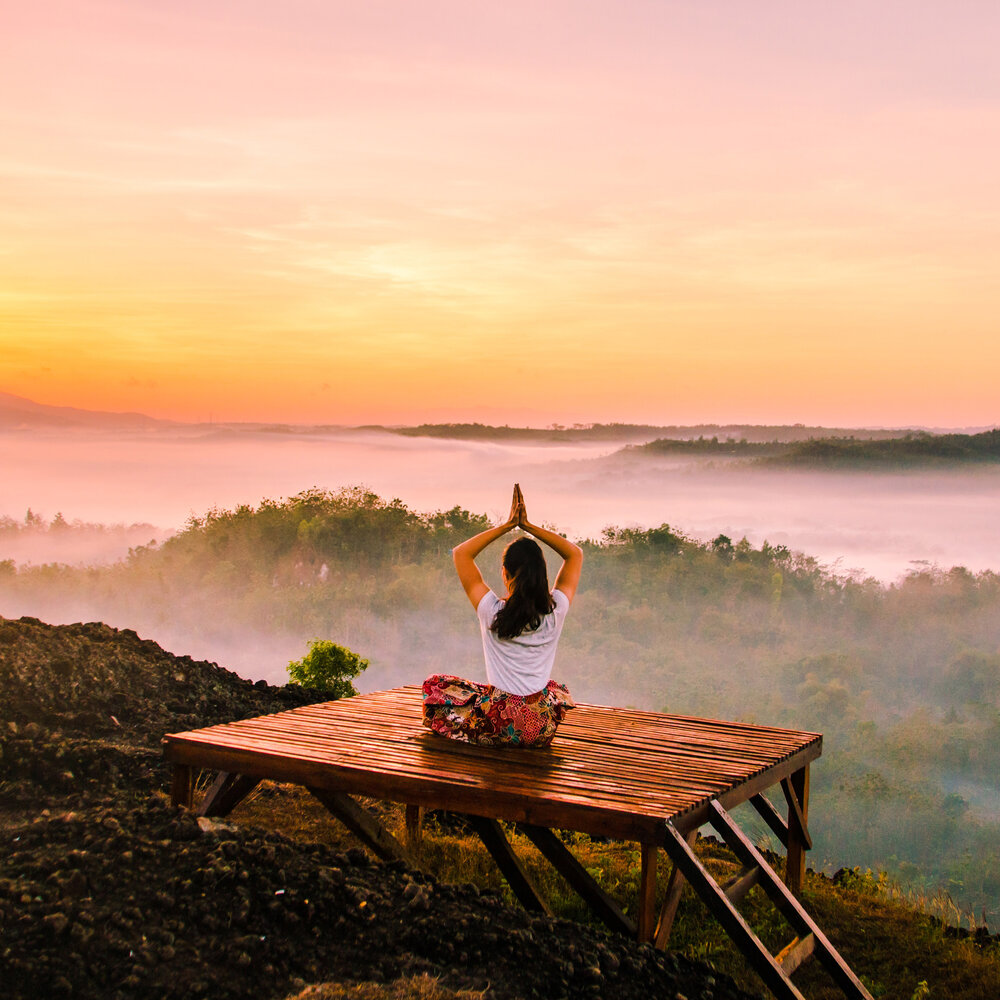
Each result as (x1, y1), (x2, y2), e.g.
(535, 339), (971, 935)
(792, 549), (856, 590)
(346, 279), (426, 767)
(783, 765), (811, 897)
(654, 827), (697, 949)
(637, 842), (658, 943)
(198, 772), (261, 817)
(722, 865), (763, 906)
(405, 804), (424, 860)
(750, 792), (790, 849)
(170, 764), (193, 809)
(308, 788), (411, 864)
(706, 800), (872, 999)
(518, 824), (636, 937)
(467, 816), (553, 916)
(661, 819), (808, 1000)
(776, 934), (817, 978)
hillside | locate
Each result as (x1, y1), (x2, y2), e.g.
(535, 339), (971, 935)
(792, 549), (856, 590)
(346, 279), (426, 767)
(0, 615), (752, 1000)
(4, 616), (1000, 999)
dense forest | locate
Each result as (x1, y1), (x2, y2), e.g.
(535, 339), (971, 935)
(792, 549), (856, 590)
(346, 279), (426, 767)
(3, 488), (1000, 928)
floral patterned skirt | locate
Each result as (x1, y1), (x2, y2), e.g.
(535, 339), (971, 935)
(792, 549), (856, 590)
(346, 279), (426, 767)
(421, 673), (575, 747)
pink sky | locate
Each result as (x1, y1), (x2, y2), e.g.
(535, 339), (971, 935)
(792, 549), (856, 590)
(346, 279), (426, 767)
(2, 1), (999, 425)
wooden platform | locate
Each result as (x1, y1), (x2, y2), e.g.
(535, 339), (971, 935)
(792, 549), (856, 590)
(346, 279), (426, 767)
(162, 687), (871, 999)
(164, 685), (819, 839)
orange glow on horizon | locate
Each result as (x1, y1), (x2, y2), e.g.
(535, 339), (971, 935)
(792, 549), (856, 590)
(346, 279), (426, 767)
(3, 2), (999, 428)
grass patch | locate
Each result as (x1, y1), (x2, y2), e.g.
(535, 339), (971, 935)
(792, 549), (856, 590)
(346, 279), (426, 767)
(284, 973), (487, 1000)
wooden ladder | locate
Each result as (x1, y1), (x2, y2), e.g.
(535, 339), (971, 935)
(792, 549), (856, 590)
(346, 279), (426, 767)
(661, 800), (873, 1000)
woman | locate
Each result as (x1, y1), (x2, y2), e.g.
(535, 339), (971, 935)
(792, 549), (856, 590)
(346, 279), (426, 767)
(422, 485), (583, 747)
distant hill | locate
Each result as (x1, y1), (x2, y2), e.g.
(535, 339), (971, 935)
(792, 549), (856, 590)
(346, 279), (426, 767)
(770, 430), (1000, 467)
(621, 437), (787, 457)
(382, 421), (923, 444)
(622, 429), (1000, 467)
(0, 391), (170, 431)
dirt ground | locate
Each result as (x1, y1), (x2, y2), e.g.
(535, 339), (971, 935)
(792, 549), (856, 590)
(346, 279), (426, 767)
(1, 615), (755, 1000)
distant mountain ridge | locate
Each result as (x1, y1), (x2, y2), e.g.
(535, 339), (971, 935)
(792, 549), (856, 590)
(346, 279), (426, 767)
(381, 420), (969, 444)
(2, 391), (992, 440)
(0, 391), (171, 431)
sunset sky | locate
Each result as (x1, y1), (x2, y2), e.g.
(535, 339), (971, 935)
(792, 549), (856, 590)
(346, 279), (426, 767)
(3, 1), (999, 426)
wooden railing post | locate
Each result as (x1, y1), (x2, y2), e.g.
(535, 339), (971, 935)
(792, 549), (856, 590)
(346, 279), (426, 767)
(784, 764), (811, 896)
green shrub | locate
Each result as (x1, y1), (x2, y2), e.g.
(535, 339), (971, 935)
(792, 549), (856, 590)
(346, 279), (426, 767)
(287, 639), (368, 698)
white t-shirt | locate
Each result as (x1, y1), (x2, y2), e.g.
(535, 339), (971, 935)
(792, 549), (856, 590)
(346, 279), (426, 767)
(476, 588), (570, 696)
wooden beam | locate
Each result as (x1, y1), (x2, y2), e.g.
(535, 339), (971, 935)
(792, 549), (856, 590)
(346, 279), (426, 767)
(660, 819), (808, 1000)
(782, 766), (812, 895)
(164, 738), (677, 843)
(637, 842), (658, 943)
(781, 775), (812, 850)
(654, 827), (697, 950)
(170, 764), (193, 809)
(198, 772), (261, 817)
(723, 865), (762, 906)
(307, 787), (411, 863)
(776, 933), (816, 977)
(518, 824), (635, 937)
(750, 792), (790, 848)
(675, 739), (823, 835)
(706, 801), (872, 1000)
(467, 816), (552, 916)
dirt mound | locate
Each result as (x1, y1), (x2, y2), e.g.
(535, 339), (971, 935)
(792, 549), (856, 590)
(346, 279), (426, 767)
(2, 798), (751, 1000)
(0, 616), (325, 743)
(0, 722), (162, 812)
(0, 616), (755, 1000)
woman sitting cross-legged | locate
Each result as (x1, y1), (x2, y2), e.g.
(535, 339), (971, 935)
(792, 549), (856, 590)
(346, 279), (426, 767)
(422, 485), (582, 747)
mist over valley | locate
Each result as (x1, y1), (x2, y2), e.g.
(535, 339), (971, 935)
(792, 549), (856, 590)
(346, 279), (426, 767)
(4, 399), (1000, 582)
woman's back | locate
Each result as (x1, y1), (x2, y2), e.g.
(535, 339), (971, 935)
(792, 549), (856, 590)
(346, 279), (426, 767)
(476, 588), (570, 696)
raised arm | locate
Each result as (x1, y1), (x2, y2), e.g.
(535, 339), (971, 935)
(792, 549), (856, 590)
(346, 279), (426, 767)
(518, 499), (584, 604)
(452, 489), (519, 609)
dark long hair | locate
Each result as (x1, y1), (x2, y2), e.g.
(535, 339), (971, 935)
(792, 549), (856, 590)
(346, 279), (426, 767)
(490, 537), (555, 640)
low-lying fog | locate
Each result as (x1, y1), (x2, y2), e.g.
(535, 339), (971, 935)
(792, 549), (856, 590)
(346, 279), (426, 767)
(3, 426), (999, 582)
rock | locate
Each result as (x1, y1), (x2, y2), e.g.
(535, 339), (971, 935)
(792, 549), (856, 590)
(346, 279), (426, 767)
(43, 912), (69, 934)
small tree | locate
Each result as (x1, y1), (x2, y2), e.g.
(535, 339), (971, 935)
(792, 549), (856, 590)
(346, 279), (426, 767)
(287, 640), (368, 698)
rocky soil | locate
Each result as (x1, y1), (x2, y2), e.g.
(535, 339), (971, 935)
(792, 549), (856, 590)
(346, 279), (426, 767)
(1, 615), (756, 1000)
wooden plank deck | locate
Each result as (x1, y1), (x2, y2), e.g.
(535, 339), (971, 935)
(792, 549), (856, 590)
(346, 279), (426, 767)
(162, 685), (821, 842)
(161, 687), (878, 999)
